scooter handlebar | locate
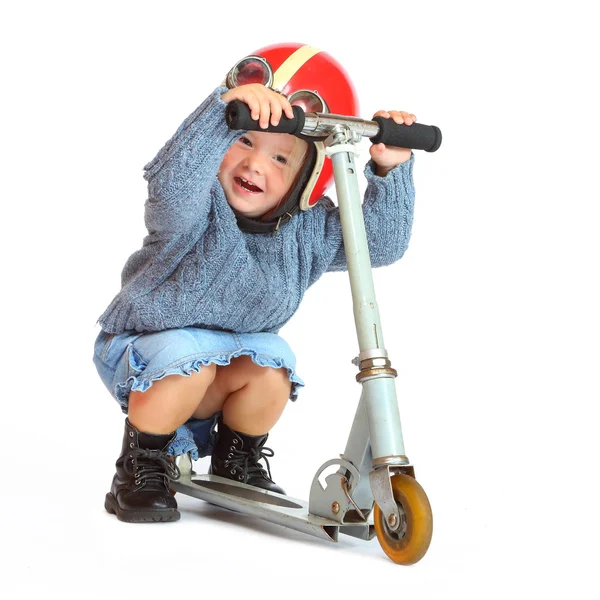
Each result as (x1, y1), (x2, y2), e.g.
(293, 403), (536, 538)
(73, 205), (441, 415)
(225, 100), (306, 135)
(225, 101), (442, 152)
(371, 116), (442, 153)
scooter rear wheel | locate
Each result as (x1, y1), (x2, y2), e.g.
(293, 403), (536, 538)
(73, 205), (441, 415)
(374, 473), (433, 565)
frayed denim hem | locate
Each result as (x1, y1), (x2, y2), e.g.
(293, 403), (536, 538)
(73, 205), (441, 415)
(115, 350), (304, 411)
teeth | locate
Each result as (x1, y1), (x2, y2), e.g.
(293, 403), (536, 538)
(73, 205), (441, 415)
(237, 177), (261, 192)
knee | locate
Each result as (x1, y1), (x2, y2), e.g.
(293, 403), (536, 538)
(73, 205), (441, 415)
(235, 356), (291, 396)
(251, 361), (291, 398)
(267, 367), (292, 396)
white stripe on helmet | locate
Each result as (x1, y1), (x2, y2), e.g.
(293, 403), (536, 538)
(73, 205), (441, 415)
(272, 45), (321, 91)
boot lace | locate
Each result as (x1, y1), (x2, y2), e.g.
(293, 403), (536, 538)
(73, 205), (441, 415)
(227, 443), (275, 483)
(125, 447), (181, 489)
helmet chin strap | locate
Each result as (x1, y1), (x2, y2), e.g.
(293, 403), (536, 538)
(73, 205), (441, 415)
(232, 142), (317, 234)
(233, 206), (300, 234)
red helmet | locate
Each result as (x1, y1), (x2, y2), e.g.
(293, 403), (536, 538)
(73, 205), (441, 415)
(226, 42), (359, 212)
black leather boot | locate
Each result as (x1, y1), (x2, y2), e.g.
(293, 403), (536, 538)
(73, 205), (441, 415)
(104, 419), (181, 523)
(210, 417), (285, 495)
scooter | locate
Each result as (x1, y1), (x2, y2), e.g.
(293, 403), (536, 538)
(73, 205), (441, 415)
(171, 101), (442, 565)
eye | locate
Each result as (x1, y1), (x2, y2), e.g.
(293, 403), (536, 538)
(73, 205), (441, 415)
(275, 155), (288, 165)
(239, 136), (252, 147)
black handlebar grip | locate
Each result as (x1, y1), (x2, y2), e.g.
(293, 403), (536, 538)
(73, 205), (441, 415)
(225, 101), (306, 135)
(371, 116), (442, 152)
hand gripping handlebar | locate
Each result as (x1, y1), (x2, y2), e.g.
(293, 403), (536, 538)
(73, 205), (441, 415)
(225, 101), (442, 152)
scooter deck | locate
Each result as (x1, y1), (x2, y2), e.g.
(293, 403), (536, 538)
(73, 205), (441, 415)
(171, 473), (375, 543)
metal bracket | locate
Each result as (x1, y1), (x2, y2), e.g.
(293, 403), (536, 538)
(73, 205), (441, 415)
(323, 124), (362, 158)
(369, 466), (402, 532)
(324, 142), (361, 158)
(309, 458), (365, 523)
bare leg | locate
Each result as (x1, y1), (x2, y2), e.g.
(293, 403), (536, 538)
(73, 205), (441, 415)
(128, 363), (217, 434)
(195, 355), (291, 435)
(128, 356), (291, 436)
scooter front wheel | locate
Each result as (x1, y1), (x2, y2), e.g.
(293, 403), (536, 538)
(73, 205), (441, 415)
(373, 473), (433, 565)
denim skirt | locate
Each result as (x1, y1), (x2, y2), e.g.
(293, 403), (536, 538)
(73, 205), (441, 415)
(93, 327), (305, 459)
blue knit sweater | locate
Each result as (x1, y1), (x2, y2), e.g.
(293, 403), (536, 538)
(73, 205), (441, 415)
(98, 87), (415, 335)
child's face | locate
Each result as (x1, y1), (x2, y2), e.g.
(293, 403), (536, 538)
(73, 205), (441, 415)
(218, 132), (308, 219)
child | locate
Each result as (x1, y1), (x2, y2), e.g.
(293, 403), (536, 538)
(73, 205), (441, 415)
(93, 43), (417, 523)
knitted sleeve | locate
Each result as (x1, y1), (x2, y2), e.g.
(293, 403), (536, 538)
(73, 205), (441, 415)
(305, 155), (415, 284)
(142, 86), (242, 237)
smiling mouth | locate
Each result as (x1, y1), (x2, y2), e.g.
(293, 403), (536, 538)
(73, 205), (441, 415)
(234, 177), (263, 194)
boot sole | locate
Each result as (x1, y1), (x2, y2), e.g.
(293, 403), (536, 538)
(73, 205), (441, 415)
(104, 493), (180, 523)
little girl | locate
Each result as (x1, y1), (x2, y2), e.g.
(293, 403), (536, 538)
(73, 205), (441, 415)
(93, 43), (417, 523)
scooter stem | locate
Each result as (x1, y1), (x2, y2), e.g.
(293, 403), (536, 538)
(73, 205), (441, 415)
(326, 128), (408, 464)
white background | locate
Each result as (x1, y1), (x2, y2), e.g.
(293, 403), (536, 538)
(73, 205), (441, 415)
(1, 1), (598, 598)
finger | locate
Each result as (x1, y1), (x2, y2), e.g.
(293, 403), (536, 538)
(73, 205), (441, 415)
(393, 111), (418, 125)
(270, 97), (283, 126)
(247, 94), (261, 122)
(259, 96), (271, 129)
(281, 97), (294, 120)
(387, 111), (405, 125)
(369, 143), (390, 164)
(373, 110), (391, 119)
(401, 112), (417, 125)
